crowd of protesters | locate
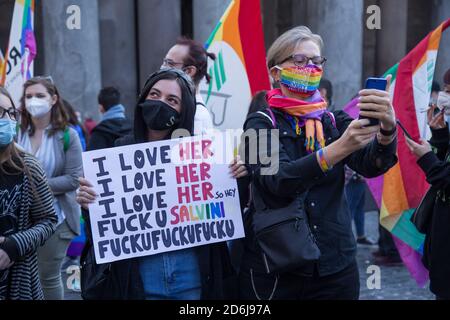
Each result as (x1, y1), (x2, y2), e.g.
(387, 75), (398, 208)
(0, 27), (449, 301)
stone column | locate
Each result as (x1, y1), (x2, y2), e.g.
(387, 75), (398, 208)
(299, 0), (364, 109)
(362, 0), (379, 83)
(40, 0), (102, 120)
(376, 0), (408, 73)
(98, 0), (138, 119)
(193, 0), (231, 44)
(136, 0), (181, 88)
(261, 0), (279, 52)
(0, 0), (15, 55)
(431, 0), (450, 85)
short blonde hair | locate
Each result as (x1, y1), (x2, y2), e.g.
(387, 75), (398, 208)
(267, 26), (324, 69)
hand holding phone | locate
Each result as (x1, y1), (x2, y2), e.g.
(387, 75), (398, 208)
(358, 77), (388, 126)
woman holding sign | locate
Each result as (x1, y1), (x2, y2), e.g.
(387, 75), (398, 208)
(239, 26), (398, 300)
(17, 77), (83, 300)
(77, 68), (238, 300)
(0, 86), (57, 300)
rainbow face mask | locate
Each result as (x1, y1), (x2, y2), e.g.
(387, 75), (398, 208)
(278, 64), (323, 97)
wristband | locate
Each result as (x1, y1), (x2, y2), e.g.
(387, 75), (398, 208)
(380, 126), (397, 136)
(317, 148), (332, 172)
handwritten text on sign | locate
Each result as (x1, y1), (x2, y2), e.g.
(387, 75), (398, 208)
(82, 135), (244, 264)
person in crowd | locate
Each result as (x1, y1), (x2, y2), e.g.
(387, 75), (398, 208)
(87, 86), (132, 151)
(162, 37), (215, 135)
(405, 85), (450, 301)
(83, 117), (97, 136)
(61, 100), (87, 283)
(162, 37), (247, 177)
(320, 79), (374, 245)
(239, 26), (398, 300)
(372, 222), (402, 265)
(443, 69), (450, 128)
(228, 90), (270, 273)
(0, 86), (57, 300)
(344, 166), (376, 245)
(430, 81), (441, 107)
(76, 68), (242, 300)
(444, 68), (450, 93)
(63, 99), (88, 151)
(17, 77), (83, 300)
(73, 87), (134, 297)
(319, 78), (334, 111)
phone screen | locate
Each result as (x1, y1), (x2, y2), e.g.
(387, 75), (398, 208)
(365, 78), (387, 91)
(359, 77), (387, 126)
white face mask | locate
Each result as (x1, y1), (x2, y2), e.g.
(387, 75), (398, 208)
(25, 97), (52, 118)
(436, 91), (450, 112)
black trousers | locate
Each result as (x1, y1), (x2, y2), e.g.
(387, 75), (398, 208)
(238, 260), (360, 300)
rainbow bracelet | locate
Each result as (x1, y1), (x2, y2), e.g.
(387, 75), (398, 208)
(317, 148), (332, 172)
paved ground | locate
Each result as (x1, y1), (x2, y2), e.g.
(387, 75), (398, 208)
(357, 211), (434, 300)
(61, 210), (435, 300)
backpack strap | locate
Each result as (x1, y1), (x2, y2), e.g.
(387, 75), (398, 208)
(266, 107), (277, 128)
(63, 127), (70, 153)
(256, 108), (277, 129)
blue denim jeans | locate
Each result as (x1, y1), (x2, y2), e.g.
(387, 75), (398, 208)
(138, 248), (201, 300)
(344, 180), (366, 238)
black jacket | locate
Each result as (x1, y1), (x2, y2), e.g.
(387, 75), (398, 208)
(241, 109), (398, 276)
(419, 126), (450, 299)
(87, 118), (132, 151)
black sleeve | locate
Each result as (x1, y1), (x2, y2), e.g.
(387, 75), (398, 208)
(87, 130), (109, 151)
(429, 126), (449, 161)
(242, 113), (326, 199)
(417, 151), (450, 191)
(334, 110), (398, 178)
(236, 173), (251, 212)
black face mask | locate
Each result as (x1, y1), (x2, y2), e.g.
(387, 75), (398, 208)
(139, 99), (181, 131)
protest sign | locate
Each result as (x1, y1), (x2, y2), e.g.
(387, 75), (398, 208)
(82, 134), (244, 264)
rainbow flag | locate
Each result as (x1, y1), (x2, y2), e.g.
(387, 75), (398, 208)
(0, 0), (36, 105)
(0, 50), (4, 80)
(67, 215), (86, 257)
(20, 0), (36, 81)
(345, 18), (450, 287)
(199, 0), (271, 130)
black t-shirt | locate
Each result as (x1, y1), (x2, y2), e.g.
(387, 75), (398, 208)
(0, 171), (23, 300)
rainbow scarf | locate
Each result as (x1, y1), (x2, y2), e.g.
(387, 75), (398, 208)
(266, 88), (328, 153)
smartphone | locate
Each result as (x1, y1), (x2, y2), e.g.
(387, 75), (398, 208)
(359, 77), (387, 126)
(396, 120), (413, 140)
